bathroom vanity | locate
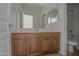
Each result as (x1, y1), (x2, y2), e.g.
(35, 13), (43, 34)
(11, 32), (60, 56)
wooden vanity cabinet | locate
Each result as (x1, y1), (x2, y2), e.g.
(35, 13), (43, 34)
(39, 37), (49, 54)
(12, 34), (25, 56)
(11, 32), (60, 56)
(28, 37), (38, 55)
(49, 36), (59, 53)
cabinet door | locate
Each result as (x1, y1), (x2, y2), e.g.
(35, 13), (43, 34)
(12, 38), (25, 56)
(39, 37), (49, 54)
(25, 39), (30, 56)
(29, 37), (38, 55)
(49, 36), (59, 53)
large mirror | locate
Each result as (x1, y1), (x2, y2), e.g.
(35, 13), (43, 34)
(47, 9), (58, 24)
(18, 4), (58, 29)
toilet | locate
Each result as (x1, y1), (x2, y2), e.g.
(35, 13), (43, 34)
(67, 39), (79, 55)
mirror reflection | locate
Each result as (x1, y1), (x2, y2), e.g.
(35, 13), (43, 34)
(18, 4), (58, 29)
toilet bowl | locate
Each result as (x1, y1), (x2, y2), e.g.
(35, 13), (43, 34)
(67, 39), (79, 52)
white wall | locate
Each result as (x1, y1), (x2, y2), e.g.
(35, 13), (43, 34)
(8, 3), (23, 55)
(9, 3), (22, 32)
(67, 4), (79, 40)
(67, 4), (74, 40)
(58, 4), (67, 55)
(0, 3), (10, 56)
(73, 4), (79, 39)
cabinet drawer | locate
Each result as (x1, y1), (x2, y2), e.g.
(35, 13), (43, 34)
(22, 33), (40, 38)
(11, 34), (23, 38)
(40, 33), (50, 37)
(50, 33), (60, 37)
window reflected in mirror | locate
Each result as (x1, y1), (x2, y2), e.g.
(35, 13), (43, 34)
(48, 16), (57, 24)
(23, 14), (33, 28)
